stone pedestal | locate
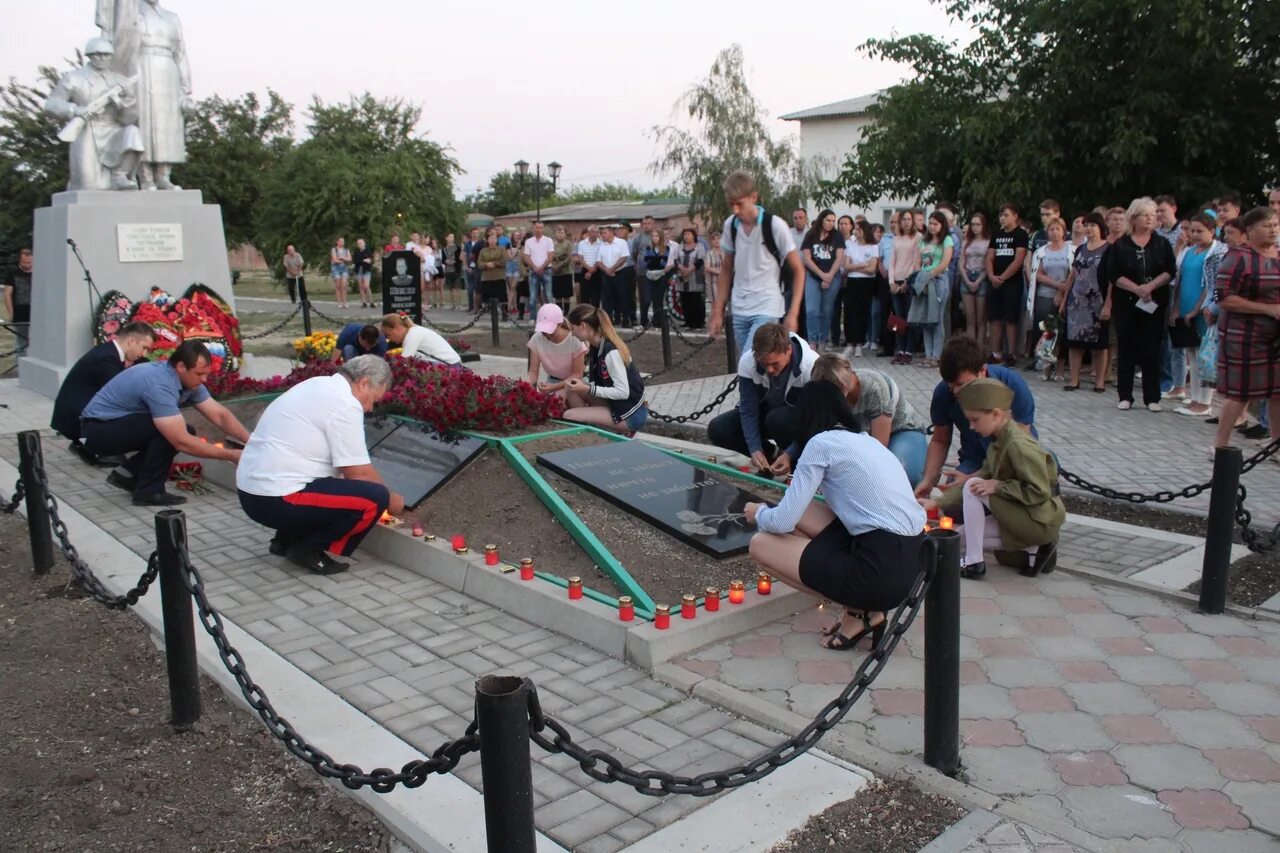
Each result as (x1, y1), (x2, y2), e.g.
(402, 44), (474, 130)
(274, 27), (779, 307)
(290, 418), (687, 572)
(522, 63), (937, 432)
(19, 190), (236, 399)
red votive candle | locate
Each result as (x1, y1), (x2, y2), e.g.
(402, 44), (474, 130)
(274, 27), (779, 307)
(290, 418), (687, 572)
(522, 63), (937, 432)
(704, 587), (720, 612)
(451, 534), (468, 554)
(927, 506), (940, 522)
(484, 544), (499, 566)
(519, 558), (535, 580)
(411, 523), (424, 538)
(939, 516), (954, 530)
(757, 572), (772, 595)
(654, 604), (671, 630)
(728, 580), (745, 604)
(618, 596), (634, 622)
(681, 594), (697, 619)
(568, 577), (583, 600)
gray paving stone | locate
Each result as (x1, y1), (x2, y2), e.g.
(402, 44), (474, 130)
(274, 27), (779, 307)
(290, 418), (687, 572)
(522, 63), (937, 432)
(960, 614), (1029, 639)
(1107, 656), (1194, 686)
(1015, 712), (1114, 752)
(717, 657), (798, 690)
(1101, 593), (1180, 618)
(963, 746), (1063, 795)
(865, 714), (924, 755)
(1065, 613), (1144, 638)
(983, 658), (1064, 688)
(608, 816), (657, 844)
(1141, 633), (1230, 660)
(1197, 682), (1280, 716)
(1177, 829), (1280, 853)
(1062, 682), (1159, 715)
(627, 718), (691, 750)
(560, 695), (621, 726)
(1111, 744), (1225, 790)
(580, 703), (649, 737)
(1030, 635), (1108, 661)
(1157, 709), (1266, 748)
(960, 685), (1018, 719)
(1057, 785), (1180, 840)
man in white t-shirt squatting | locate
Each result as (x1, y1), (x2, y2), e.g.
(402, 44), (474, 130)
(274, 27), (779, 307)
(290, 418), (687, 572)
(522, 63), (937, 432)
(709, 170), (805, 357)
(236, 356), (406, 575)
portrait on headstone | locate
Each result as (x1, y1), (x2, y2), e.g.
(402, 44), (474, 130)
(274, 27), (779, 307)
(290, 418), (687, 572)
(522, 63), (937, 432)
(382, 250), (422, 322)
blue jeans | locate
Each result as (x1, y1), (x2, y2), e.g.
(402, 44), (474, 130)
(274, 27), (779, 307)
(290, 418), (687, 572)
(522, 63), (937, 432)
(804, 273), (842, 345)
(1159, 334), (1175, 393)
(528, 269), (552, 313)
(731, 313), (778, 362)
(465, 269), (479, 309)
(888, 430), (928, 486)
(920, 274), (951, 359)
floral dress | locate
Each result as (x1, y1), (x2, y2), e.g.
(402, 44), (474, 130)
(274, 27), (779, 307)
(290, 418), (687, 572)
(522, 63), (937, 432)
(1064, 242), (1109, 349)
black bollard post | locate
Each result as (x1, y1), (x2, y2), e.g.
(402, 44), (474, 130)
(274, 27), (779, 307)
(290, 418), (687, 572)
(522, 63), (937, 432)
(301, 298), (313, 337)
(475, 675), (535, 853)
(155, 510), (202, 731)
(724, 319), (737, 373)
(17, 430), (54, 575)
(490, 299), (500, 347)
(658, 300), (673, 371)
(924, 528), (961, 777)
(1199, 446), (1242, 615)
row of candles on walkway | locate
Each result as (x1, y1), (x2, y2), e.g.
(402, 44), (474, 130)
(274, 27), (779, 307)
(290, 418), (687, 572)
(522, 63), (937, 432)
(410, 526), (771, 629)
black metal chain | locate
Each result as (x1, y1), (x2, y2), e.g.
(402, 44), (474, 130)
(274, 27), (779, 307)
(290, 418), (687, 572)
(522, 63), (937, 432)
(36, 464), (160, 607)
(647, 377), (738, 424)
(530, 550), (934, 796)
(2, 478), (24, 514)
(304, 301), (351, 330)
(423, 312), (483, 335)
(1239, 435), (1280, 476)
(241, 303), (304, 340)
(1235, 483), (1280, 553)
(177, 549), (479, 790)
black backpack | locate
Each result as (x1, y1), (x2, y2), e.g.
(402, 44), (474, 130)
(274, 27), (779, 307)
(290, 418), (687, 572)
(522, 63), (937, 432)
(730, 207), (788, 288)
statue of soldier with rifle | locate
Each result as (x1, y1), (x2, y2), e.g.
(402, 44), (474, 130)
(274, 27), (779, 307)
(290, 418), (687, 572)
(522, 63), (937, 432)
(43, 37), (144, 191)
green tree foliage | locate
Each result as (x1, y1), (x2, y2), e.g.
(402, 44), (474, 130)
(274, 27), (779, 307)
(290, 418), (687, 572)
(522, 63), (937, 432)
(820, 0), (1280, 215)
(557, 182), (658, 204)
(172, 90), (293, 247)
(650, 45), (811, 226)
(465, 169), (557, 217)
(0, 64), (69, 260)
(255, 94), (462, 274)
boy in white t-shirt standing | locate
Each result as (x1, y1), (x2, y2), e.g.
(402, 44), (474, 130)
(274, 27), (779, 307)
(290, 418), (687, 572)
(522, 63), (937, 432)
(708, 171), (805, 358)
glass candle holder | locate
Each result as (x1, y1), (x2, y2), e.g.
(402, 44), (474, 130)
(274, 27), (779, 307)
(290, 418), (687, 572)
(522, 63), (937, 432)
(681, 594), (697, 619)
(519, 558), (535, 581)
(484, 544), (499, 566)
(568, 577), (583, 600)
(728, 580), (746, 604)
(654, 605), (671, 630)
(704, 587), (720, 612)
(757, 572), (772, 595)
(618, 596), (634, 622)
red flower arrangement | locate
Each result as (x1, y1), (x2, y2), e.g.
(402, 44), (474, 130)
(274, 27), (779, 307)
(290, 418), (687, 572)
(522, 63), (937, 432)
(207, 356), (563, 434)
(448, 336), (472, 353)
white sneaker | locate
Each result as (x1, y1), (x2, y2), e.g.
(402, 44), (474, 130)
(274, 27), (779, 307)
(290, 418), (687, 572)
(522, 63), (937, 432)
(1147, 403), (1163, 413)
(854, 345), (863, 357)
(1117, 401), (1132, 411)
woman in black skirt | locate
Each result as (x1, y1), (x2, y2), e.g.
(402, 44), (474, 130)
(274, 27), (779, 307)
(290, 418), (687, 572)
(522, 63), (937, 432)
(746, 381), (928, 650)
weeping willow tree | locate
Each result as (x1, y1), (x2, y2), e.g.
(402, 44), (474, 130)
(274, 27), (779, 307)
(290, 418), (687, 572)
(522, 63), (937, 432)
(650, 45), (817, 226)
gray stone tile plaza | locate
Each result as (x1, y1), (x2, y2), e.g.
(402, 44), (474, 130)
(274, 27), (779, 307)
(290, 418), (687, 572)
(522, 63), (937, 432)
(3, 346), (1280, 852)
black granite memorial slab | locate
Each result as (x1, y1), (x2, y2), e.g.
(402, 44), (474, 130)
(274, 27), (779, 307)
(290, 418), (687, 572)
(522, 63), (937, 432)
(363, 416), (401, 451)
(368, 425), (486, 508)
(537, 441), (763, 557)
(382, 250), (422, 322)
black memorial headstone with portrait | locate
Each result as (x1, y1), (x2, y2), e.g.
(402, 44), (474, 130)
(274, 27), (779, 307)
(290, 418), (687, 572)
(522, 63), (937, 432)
(382, 250), (422, 323)
(367, 423), (486, 509)
(537, 441), (765, 557)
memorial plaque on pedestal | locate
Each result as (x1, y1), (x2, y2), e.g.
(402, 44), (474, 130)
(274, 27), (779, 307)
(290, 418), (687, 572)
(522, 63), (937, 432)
(538, 441), (764, 557)
(382, 250), (422, 323)
(368, 425), (486, 508)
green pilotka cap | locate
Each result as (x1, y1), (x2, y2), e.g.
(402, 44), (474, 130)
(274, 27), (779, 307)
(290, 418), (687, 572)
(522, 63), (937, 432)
(957, 377), (1014, 410)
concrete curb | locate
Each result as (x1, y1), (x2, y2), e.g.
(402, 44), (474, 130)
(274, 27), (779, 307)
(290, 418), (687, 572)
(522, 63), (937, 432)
(917, 809), (1002, 853)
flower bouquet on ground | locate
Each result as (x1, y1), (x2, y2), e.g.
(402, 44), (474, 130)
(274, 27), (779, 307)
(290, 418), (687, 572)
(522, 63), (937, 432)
(448, 336), (472, 353)
(168, 461), (210, 494)
(293, 331), (338, 362)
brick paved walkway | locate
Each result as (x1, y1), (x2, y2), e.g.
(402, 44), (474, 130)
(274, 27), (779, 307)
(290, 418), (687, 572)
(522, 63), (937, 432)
(671, 566), (1280, 851)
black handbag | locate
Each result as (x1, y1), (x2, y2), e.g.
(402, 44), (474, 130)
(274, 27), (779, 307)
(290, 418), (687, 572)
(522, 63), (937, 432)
(1168, 318), (1201, 349)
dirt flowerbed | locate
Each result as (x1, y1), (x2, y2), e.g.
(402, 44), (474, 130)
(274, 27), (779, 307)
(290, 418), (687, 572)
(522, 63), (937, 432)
(409, 432), (785, 606)
(0, 512), (392, 853)
(769, 779), (965, 853)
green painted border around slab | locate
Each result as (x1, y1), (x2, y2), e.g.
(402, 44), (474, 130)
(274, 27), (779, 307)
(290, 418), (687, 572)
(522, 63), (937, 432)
(496, 439), (657, 616)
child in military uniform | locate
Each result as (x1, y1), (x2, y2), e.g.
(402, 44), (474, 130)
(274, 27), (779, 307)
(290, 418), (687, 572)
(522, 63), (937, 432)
(922, 378), (1064, 579)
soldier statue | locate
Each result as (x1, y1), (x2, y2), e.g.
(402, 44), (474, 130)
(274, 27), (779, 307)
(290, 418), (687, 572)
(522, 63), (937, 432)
(43, 38), (144, 192)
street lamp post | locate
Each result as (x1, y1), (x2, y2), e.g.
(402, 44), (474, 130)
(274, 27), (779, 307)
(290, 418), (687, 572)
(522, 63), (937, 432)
(515, 159), (562, 222)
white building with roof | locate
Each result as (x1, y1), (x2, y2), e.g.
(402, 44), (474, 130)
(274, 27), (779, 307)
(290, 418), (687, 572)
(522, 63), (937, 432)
(782, 92), (918, 227)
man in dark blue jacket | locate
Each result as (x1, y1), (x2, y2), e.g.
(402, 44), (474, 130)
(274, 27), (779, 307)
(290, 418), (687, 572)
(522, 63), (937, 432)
(51, 322), (155, 464)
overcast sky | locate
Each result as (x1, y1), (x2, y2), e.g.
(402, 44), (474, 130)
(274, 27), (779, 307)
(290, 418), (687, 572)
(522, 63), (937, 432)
(4, 0), (963, 196)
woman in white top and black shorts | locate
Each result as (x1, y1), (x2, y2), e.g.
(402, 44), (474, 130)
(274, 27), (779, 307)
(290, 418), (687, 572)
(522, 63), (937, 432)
(746, 381), (928, 650)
